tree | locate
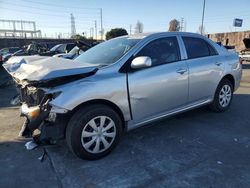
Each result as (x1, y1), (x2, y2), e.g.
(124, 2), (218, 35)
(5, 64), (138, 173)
(168, 19), (180, 32)
(105, 28), (128, 40)
(71, 34), (86, 40)
(135, 20), (144, 33)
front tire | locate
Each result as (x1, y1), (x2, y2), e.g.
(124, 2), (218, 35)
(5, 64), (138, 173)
(66, 104), (123, 160)
(209, 79), (233, 112)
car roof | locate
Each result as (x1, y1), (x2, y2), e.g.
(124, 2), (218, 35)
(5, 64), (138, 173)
(128, 32), (207, 39)
(125, 32), (227, 55)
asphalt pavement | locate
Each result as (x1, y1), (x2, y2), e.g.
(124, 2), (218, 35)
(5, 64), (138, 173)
(0, 63), (250, 188)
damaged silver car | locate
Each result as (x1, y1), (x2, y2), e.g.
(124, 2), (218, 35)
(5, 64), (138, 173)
(3, 32), (242, 160)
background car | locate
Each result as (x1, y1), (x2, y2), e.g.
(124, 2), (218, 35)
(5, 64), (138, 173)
(53, 41), (92, 59)
(39, 43), (75, 56)
(3, 43), (76, 62)
(240, 38), (250, 62)
(0, 47), (20, 64)
(6, 43), (48, 59)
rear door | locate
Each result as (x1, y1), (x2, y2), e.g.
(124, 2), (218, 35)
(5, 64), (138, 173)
(181, 36), (223, 104)
(128, 36), (189, 124)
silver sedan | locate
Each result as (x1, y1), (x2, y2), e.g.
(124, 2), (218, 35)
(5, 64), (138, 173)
(4, 32), (242, 160)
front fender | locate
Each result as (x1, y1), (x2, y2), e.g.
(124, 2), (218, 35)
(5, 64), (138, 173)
(49, 74), (131, 121)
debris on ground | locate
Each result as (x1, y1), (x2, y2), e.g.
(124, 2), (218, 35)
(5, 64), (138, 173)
(217, 161), (223, 165)
(25, 140), (38, 150)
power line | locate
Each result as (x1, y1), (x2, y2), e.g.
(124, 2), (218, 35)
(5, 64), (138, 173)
(0, 7), (99, 19)
(0, 0), (100, 15)
(15, 0), (100, 10)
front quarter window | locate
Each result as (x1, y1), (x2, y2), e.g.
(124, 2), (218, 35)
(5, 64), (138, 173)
(75, 37), (140, 66)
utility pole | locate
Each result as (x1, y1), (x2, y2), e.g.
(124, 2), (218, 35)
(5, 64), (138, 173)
(201, 0), (206, 35)
(70, 13), (76, 37)
(95, 20), (97, 40)
(20, 20), (23, 38)
(100, 8), (103, 40)
(129, 24), (132, 35)
(180, 17), (184, 32)
(12, 20), (16, 37)
(89, 27), (94, 38)
(89, 28), (92, 38)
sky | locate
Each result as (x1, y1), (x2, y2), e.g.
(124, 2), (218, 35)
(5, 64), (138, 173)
(0, 0), (250, 38)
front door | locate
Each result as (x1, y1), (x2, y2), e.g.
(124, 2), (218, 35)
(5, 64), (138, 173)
(128, 37), (189, 124)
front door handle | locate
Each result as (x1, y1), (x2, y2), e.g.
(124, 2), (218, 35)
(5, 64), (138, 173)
(215, 62), (222, 66)
(176, 68), (187, 74)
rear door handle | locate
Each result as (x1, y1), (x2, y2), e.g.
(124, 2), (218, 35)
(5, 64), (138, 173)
(215, 62), (222, 66)
(176, 68), (187, 74)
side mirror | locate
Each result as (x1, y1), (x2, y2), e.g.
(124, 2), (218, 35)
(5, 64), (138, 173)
(131, 56), (152, 69)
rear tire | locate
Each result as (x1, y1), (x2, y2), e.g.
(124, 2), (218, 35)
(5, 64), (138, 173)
(66, 104), (123, 160)
(209, 79), (233, 112)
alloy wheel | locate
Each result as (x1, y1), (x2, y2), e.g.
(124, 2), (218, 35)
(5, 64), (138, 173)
(81, 116), (116, 154)
(219, 85), (232, 108)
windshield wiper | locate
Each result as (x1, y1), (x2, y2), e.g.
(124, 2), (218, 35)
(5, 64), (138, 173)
(97, 64), (109, 68)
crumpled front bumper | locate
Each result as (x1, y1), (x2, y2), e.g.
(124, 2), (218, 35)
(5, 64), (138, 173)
(20, 103), (50, 132)
(20, 103), (70, 142)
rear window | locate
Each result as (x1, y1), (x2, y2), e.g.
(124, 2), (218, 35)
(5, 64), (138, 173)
(183, 37), (218, 59)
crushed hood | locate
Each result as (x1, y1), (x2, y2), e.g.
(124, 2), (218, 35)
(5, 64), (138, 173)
(3, 56), (98, 82)
(243, 38), (250, 49)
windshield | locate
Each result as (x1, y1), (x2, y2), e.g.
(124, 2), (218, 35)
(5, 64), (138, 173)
(75, 37), (140, 65)
(69, 46), (79, 54)
(50, 44), (65, 52)
(0, 48), (8, 55)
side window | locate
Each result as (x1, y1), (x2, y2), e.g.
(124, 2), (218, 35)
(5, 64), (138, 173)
(66, 44), (75, 52)
(136, 37), (180, 66)
(57, 45), (66, 53)
(182, 37), (218, 59)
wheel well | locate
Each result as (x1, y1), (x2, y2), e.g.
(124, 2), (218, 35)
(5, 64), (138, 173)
(222, 74), (235, 90)
(71, 99), (125, 128)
